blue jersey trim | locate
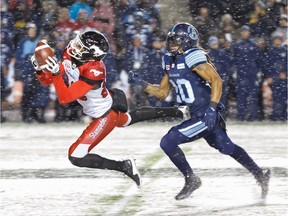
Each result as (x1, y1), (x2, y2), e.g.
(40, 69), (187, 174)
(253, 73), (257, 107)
(179, 120), (207, 137)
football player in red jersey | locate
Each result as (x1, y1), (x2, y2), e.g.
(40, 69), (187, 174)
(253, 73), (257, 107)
(31, 30), (189, 187)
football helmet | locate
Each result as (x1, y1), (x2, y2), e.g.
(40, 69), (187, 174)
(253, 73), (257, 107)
(67, 30), (109, 62)
(166, 23), (199, 56)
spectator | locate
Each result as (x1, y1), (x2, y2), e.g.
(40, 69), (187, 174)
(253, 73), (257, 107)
(255, 36), (269, 120)
(137, 0), (161, 28)
(121, 34), (150, 109)
(218, 13), (240, 43)
(56, 0), (76, 8)
(91, 0), (116, 50)
(265, 33), (287, 121)
(73, 9), (95, 32)
(40, 0), (59, 33)
(112, 0), (137, 54)
(232, 25), (263, 121)
(266, 0), (286, 25)
(124, 10), (153, 49)
(14, 23), (50, 123)
(54, 7), (75, 41)
(147, 30), (172, 107)
(272, 14), (288, 42)
(207, 36), (232, 117)
(193, 4), (217, 48)
(8, 0), (37, 46)
(69, 0), (92, 21)
(248, 0), (276, 41)
(1, 0), (15, 122)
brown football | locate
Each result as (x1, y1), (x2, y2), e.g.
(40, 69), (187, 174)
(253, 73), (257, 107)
(34, 41), (54, 70)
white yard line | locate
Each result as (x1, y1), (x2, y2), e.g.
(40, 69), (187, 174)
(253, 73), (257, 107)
(103, 154), (166, 216)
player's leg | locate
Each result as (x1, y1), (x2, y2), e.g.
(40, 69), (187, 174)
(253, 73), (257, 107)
(110, 87), (190, 125)
(204, 125), (271, 198)
(68, 110), (141, 187)
(125, 106), (190, 126)
(159, 119), (209, 200)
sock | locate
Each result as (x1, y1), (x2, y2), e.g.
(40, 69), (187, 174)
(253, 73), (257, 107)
(230, 145), (261, 176)
(163, 145), (193, 177)
(69, 154), (124, 172)
(128, 107), (182, 125)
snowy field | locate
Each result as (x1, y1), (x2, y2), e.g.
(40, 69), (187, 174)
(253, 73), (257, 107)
(0, 121), (287, 216)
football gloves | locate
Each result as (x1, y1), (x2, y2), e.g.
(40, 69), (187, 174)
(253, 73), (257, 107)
(30, 54), (41, 72)
(205, 105), (217, 131)
(45, 56), (60, 76)
(128, 71), (148, 89)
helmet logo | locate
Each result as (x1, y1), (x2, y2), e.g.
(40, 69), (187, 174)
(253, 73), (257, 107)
(90, 45), (105, 57)
(188, 26), (198, 40)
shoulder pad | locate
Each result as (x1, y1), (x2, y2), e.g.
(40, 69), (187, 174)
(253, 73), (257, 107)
(184, 48), (207, 69)
(81, 61), (105, 81)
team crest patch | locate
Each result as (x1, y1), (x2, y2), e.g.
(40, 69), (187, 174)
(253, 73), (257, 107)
(166, 65), (170, 70)
(63, 60), (72, 72)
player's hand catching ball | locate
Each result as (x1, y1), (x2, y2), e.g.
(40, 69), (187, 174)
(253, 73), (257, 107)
(30, 54), (41, 72)
(45, 56), (60, 76)
(128, 71), (148, 89)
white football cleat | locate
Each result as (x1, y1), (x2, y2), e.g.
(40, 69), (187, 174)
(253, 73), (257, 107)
(123, 158), (142, 188)
(178, 106), (191, 120)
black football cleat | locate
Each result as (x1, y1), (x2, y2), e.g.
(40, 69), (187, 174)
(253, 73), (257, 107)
(175, 174), (202, 200)
(123, 158), (142, 188)
(255, 168), (271, 199)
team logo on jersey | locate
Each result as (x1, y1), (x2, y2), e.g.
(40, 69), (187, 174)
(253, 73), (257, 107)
(177, 63), (185, 69)
(166, 65), (170, 70)
(90, 69), (103, 77)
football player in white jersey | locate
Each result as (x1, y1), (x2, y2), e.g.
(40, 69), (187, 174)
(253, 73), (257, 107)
(31, 30), (189, 187)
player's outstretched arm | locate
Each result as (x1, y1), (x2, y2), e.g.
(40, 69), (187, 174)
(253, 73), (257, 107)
(145, 74), (173, 100)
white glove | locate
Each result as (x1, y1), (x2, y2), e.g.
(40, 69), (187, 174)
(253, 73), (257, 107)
(30, 54), (41, 72)
(45, 56), (60, 76)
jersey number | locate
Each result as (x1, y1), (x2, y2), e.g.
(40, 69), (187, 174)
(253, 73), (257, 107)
(170, 79), (195, 103)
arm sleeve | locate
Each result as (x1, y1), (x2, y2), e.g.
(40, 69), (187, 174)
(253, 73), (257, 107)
(52, 74), (93, 104)
(36, 71), (53, 86)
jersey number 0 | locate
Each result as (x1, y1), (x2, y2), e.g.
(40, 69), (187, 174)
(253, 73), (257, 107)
(170, 79), (195, 104)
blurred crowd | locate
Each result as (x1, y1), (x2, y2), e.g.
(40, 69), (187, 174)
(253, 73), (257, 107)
(1, 0), (287, 123)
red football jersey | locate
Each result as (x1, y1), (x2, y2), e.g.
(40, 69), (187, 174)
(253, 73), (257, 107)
(36, 49), (112, 118)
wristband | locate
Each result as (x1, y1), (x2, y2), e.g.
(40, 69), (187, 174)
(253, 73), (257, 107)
(209, 101), (218, 109)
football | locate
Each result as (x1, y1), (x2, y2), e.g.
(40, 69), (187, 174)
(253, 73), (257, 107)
(34, 40), (54, 70)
